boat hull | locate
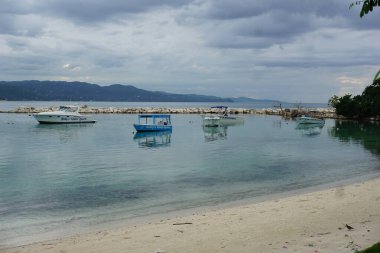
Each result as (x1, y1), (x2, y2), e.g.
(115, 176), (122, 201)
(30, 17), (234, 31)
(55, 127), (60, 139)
(33, 114), (96, 124)
(202, 115), (244, 127)
(296, 116), (324, 125)
(133, 124), (172, 132)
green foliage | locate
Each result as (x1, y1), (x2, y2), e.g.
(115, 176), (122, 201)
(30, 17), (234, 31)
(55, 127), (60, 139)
(373, 69), (380, 82)
(361, 79), (380, 116)
(355, 242), (380, 253)
(331, 94), (362, 118)
(328, 95), (339, 108)
(350, 0), (380, 17)
(329, 72), (380, 119)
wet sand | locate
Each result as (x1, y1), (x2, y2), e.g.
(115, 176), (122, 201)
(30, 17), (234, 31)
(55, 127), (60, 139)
(1, 178), (379, 253)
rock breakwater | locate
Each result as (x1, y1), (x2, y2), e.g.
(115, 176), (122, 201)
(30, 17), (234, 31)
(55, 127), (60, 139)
(1, 106), (337, 118)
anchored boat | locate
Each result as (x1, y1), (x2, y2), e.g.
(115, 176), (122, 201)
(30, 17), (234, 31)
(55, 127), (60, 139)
(202, 106), (244, 127)
(33, 105), (96, 124)
(133, 114), (172, 132)
(296, 115), (325, 125)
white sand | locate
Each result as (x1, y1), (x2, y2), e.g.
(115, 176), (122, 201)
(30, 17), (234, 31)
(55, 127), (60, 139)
(1, 178), (379, 253)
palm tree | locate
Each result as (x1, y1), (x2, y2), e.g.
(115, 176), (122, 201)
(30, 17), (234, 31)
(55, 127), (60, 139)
(350, 0), (380, 17)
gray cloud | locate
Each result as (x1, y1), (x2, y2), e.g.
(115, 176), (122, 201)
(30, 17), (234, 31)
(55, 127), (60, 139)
(0, 0), (379, 102)
(201, 0), (346, 20)
(0, 0), (193, 24)
(0, 0), (194, 36)
(186, 0), (380, 50)
(0, 14), (45, 36)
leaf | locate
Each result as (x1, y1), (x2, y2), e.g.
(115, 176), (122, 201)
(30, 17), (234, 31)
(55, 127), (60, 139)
(360, 8), (365, 17)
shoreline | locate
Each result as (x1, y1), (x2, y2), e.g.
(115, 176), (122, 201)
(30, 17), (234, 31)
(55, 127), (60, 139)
(2, 174), (379, 253)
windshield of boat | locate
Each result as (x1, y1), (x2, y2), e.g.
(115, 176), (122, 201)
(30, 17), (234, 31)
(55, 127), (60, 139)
(59, 106), (78, 112)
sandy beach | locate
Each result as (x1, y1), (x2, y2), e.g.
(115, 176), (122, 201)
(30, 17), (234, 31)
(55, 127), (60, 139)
(1, 178), (379, 253)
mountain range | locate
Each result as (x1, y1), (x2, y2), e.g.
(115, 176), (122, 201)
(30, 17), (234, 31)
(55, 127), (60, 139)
(0, 80), (278, 103)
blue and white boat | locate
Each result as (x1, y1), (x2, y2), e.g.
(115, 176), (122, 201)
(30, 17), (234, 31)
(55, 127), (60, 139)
(133, 114), (172, 132)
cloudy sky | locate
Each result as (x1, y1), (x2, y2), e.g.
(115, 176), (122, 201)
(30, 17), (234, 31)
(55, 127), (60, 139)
(0, 0), (379, 102)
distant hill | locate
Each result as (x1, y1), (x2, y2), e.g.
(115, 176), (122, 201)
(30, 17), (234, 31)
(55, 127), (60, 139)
(0, 81), (233, 102)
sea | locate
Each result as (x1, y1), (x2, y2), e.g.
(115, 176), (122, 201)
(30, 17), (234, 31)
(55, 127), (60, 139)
(0, 100), (328, 111)
(0, 101), (379, 248)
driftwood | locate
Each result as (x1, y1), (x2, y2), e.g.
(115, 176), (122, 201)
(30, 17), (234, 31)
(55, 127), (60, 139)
(172, 222), (193, 225)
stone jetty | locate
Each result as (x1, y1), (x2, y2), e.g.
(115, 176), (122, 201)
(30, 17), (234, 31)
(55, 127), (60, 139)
(0, 105), (338, 119)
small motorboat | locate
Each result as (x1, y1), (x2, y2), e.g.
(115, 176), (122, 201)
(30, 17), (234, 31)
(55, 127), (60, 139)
(202, 106), (244, 127)
(296, 115), (325, 125)
(33, 105), (96, 124)
(133, 114), (172, 132)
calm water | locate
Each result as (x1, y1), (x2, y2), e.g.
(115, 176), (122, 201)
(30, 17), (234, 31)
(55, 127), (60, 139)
(0, 100), (328, 111)
(0, 111), (379, 247)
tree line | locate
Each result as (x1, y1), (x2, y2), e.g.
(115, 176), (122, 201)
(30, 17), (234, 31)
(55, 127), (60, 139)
(329, 70), (380, 119)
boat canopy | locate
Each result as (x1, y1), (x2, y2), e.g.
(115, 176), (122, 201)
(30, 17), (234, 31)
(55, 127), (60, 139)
(137, 114), (171, 119)
(136, 114), (171, 125)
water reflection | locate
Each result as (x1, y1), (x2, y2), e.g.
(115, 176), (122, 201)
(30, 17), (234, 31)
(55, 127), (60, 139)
(32, 124), (94, 143)
(133, 131), (172, 148)
(202, 126), (228, 142)
(329, 120), (380, 155)
(295, 123), (324, 137)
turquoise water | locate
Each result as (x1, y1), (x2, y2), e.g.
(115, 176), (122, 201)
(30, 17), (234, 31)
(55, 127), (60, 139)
(0, 112), (379, 247)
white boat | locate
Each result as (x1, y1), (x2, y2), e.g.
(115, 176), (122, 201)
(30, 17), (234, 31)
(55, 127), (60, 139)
(202, 106), (244, 126)
(296, 115), (324, 125)
(33, 105), (96, 124)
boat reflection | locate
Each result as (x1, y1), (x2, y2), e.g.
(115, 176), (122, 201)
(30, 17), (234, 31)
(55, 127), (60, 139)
(33, 123), (94, 143)
(295, 123), (324, 137)
(133, 131), (172, 148)
(202, 125), (228, 142)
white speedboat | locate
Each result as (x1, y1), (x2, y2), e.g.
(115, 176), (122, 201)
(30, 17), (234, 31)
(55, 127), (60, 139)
(33, 105), (96, 124)
(296, 115), (324, 125)
(203, 106), (244, 126)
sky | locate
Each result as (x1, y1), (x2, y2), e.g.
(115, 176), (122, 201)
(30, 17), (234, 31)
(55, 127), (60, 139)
(0, 0), (379, 103)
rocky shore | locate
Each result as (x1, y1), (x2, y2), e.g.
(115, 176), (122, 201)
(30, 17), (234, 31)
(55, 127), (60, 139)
(1, 105), (338, 118)
(0, 105), (338, 118)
